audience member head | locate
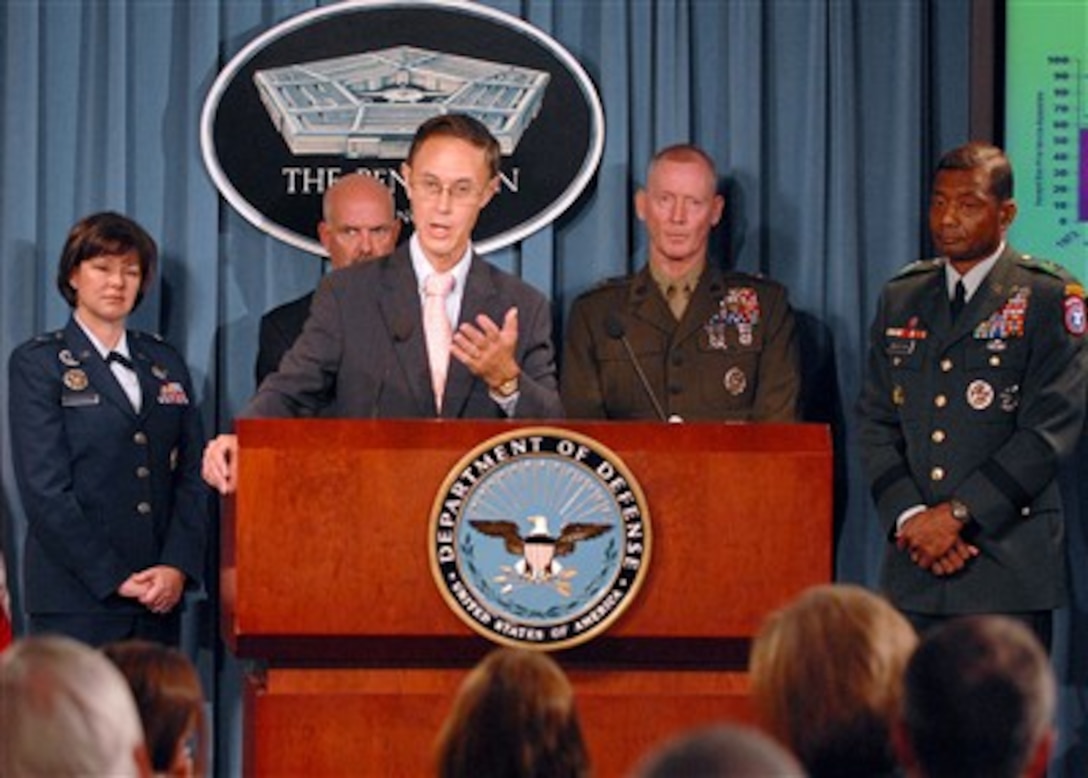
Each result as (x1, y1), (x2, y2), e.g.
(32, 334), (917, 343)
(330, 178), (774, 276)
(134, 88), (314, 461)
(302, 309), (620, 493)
(630, 724), (805, 778)
(56, 211), (157, 310)
(435, 647), (589, 778)
(635, 144), (724, 276)
(749, 583), (917, 777)
(317, 173), (400, 269)
(103, 640), (208, 778)
(0, 635), (151, 778)
(895, 615), (1056, 778)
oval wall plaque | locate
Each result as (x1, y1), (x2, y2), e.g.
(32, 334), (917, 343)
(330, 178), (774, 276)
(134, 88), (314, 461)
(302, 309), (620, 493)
(200, 0), (605, 257)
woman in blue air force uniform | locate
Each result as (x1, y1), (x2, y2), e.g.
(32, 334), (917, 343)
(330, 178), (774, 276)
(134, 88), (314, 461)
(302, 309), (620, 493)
(8, 212), (207, 646)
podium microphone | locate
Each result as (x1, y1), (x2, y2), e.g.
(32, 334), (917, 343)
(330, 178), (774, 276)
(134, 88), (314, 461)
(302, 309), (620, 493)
(604, 313), (669, 422)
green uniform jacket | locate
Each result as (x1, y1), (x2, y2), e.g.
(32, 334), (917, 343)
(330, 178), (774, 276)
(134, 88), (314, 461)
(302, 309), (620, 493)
(858, 246), (1088, 613)
(561, 264), (801, 421)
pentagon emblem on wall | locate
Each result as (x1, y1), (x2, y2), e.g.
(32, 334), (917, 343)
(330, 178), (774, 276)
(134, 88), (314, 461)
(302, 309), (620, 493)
(254, 45), (551, 159)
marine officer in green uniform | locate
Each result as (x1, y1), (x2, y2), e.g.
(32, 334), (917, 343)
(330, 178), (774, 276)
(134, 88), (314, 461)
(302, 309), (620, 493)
(561, 144), (801, 422)
(858, 142), (1088, 650)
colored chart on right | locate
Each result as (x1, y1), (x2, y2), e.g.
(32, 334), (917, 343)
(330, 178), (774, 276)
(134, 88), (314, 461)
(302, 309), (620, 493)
(1005, 0), (1088, 277)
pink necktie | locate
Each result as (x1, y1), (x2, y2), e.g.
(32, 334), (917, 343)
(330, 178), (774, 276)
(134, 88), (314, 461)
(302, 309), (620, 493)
(423, 272), (455, 412)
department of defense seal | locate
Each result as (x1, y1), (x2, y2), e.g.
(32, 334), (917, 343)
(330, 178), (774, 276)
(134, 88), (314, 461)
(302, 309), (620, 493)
(429, 427), (651, 651)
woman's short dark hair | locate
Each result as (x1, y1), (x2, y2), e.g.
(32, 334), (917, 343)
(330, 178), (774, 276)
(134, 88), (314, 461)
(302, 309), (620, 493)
(56, 211), (157, 309)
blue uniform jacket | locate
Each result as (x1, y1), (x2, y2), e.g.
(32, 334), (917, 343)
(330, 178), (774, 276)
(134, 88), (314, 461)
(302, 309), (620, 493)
(8, 317), (208, 615)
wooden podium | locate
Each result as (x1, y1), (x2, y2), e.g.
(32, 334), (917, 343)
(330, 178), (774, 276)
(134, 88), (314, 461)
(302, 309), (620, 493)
(223, 420), (832, 777)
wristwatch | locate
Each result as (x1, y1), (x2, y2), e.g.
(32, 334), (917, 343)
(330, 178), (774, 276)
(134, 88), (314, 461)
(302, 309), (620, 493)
(949, 498), (971, 523)
(494, 375), (519, 398)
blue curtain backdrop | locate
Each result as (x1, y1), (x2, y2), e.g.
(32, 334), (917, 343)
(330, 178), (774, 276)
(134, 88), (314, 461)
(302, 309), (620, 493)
(2, 1), (1085, 774)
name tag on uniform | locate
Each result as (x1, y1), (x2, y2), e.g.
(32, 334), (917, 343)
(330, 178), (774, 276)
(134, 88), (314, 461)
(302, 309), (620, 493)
(62, 392), (101, 407)
(885, 339), (916, 356)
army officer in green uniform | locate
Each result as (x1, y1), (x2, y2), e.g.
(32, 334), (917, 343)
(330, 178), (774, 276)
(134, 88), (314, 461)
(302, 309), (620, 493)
(858, 142), (1088, 650)
(561, 144), (801, 422)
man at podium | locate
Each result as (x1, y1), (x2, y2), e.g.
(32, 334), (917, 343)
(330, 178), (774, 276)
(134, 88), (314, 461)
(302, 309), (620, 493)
(202, 114), (563, 494)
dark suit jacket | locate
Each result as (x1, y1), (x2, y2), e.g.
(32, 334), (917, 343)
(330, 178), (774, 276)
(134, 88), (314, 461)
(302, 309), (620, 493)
(245, 245), (563, 419)
(858, 247), (1088, 613)
(8, 318), (207, 618)
(561, 264), (801, 421)
(255, 291), (313, 387)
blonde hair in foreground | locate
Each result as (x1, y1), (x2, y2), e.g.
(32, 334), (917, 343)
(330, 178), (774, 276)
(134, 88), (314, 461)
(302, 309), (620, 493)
(749, 583), (918, 777)
(0, 635), (149, 778)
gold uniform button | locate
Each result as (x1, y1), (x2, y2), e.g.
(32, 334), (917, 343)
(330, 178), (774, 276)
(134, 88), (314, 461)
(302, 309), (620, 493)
(133, 431), (148, 445)
(136, 466), (150, 479)
(930, 467), (945, 481)
(934, 394), (948, 408)
(940, 358), (953, 372)
(931, 429), (946, 443)
(989, 355), (1002, 367)
(892, 356), (902, 367)
(136, 502), (152, 515)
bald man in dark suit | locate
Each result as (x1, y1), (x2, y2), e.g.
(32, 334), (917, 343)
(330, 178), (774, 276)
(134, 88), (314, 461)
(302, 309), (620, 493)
(255, 173), (402, 386)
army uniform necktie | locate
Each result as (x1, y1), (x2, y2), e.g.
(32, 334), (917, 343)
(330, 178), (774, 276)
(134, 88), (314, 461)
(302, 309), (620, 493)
(666, 283), (691, 321)
(950, 279), (966, 321)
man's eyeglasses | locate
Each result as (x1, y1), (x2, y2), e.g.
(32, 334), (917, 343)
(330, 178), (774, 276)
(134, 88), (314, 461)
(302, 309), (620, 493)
(412, 177), (484, 203)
